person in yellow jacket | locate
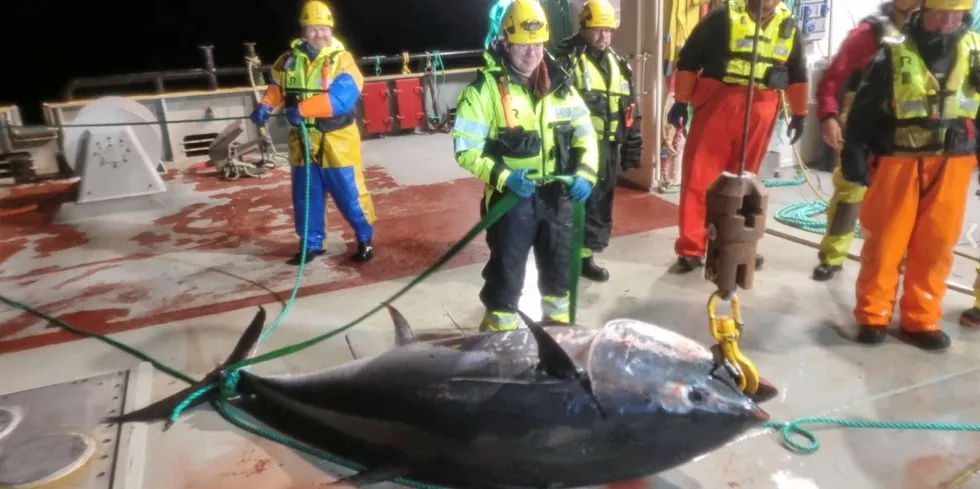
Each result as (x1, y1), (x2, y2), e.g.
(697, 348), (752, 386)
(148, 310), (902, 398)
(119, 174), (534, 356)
(840, 0), (980, 351)
(552, 0), (644, 283)
(250, 0), (376, 266)
(452, 0), (600, 331)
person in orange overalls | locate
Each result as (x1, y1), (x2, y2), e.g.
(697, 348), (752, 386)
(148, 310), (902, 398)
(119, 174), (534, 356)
(666, 0), (809, 273)
(841, 0), (979, 351)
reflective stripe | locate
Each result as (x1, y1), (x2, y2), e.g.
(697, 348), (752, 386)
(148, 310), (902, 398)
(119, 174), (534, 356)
(453, 116), (491, 138)
(570, 105), (590, 121)
(481, 311), (519, 331)
(541, 294), (570, 318)
(573, 122), (596, 138)
(454, 136), (485, 152)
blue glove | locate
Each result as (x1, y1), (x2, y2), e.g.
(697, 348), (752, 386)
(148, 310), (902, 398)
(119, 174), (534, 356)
(285, 105), (303, 127)
(504, 169), (538, 198)
(569, 175), (593, 202)
(250, 103), (273, 127)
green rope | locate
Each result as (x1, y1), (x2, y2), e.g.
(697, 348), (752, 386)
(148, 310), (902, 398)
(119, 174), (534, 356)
(764, 416), (980, 454)
(773, 201), (863, 238)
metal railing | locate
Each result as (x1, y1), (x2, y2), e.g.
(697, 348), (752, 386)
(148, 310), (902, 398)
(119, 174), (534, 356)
(59, 43), (483, 101)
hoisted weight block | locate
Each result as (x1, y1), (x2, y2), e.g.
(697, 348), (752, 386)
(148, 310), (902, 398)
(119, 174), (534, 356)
(75, 126), (168, 204)
(703, 171), (769, 292)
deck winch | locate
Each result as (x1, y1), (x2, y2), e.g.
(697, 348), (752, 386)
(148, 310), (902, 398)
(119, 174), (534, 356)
(60, 96), (168, 204)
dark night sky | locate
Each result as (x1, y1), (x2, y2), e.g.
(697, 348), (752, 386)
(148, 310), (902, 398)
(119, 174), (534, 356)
(1, 0), (496, 123)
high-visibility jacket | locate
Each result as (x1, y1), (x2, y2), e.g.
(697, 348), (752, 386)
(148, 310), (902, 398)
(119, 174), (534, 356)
(569, 48), (634, 142)
(839, 12), (905, 124)
(889, 31), (980, 156)
(269, 38), (358, 133)
(722, 0), (797, 88)
(452, 49), (600, 200)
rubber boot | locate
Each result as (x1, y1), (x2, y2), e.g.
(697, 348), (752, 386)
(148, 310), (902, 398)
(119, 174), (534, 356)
(286, 249), (326, 266)
(959, 307), (980, 328)
(581, 256), (609, 282)
(897, 329), (950, 351)
(673, 255), (703, 274)
(351, 240), (373, 262)
(856, 325), (887, 345)
(812, 262), (843, 281)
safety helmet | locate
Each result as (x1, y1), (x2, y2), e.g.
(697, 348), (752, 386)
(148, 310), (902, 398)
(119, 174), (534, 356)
(300, 0), (334, 27)
(500, 0), (551, 44)
(579, 0), (617, 28)
(922, 0), (972, 9)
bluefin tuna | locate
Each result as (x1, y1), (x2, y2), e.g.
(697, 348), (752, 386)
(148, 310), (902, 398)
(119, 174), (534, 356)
(108, 306), (773, 488)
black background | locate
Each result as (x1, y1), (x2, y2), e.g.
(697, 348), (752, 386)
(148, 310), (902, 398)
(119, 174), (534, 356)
(0, 0), (497, 123)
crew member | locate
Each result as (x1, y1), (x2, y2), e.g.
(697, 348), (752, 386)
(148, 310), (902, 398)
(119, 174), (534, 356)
(250, 0), (376, 266)
(451, 0), (599, 331)
(812, 0), (920, 281)
(666, 0), (808, 273)
(841, 0), (979, 351)
(553, 0), (644, 283)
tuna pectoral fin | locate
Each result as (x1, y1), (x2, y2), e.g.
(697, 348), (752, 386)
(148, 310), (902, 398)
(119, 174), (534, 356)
(324, 463), (407, 487)
(385, 305), (417, 346)
(515, 309), (608, 419)
(105, 307), (268, 426)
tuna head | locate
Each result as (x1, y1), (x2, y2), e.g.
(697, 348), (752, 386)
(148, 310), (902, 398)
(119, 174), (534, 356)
(585, 318), (769, 472)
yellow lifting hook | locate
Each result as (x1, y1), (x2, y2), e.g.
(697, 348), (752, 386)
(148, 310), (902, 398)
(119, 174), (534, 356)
(707, 291), (760, 395)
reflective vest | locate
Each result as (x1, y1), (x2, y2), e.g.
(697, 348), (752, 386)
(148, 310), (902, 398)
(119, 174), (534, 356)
(452, 51), (599, 198)
(723, 1), (797, 88)
(840, 13), (905, 124)
(271, 38), (355, 132)
(571, 50), (633, 142)
(889, 31), (980, 156)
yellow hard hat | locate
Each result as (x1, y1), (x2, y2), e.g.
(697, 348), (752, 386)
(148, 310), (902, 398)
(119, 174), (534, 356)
(579, 0), (617, 28)
(923, 0), (972, 9)
(300, 0), (334, 27)
(500, 0), (551, 44)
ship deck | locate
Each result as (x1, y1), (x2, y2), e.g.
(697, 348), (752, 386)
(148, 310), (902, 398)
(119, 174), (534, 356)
(3, 132), (980, 489)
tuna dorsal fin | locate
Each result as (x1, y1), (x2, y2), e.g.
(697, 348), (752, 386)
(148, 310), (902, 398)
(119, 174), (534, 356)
(515, 310), (608, 419)
(386, 304), (417, 346)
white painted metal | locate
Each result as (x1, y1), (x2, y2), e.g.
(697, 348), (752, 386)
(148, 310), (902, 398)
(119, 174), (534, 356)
(75, 126), (167, 204)
(62, 97), (163, 173)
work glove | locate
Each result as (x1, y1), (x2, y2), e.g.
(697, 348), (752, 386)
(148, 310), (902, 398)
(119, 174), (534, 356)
(666, 102), (689, 129)
(787, 115), (806, 145)
(569, 175), (594, 202)
(284, 94), (303, 127)
(250, 103), (273, 127)
(620, 129), (643, 171)
(504, 168), (538, 198)
(839, 141), (869, 187)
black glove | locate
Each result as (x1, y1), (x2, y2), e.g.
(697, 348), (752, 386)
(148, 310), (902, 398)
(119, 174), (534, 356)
(285, 93), (300, 109)
(620, 127), (643, 171)
(667, 102), (689, 129)
(787, 115), (806, 145)
(840, 140), (869, 187)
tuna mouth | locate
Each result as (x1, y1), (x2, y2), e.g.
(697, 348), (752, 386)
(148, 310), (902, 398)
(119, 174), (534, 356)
(750, 405), (770, 422)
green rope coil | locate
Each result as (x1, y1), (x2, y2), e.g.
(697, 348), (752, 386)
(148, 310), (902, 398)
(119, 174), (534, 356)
(764, 416), (980, 454)
(773, 201), (863, 238)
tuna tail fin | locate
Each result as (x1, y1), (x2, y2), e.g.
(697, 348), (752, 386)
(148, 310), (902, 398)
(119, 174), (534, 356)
(386, 304), (417, 346)
(515, 309), (608, 419)
(105, 306), (267, 426)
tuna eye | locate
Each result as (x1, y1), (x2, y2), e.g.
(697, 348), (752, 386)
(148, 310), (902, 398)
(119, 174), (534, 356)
(688, 387), (707, 404)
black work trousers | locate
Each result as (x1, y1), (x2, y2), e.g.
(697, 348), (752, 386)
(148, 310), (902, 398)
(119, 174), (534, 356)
(479, 183), (573, 313)
(584, 141), (619, 252)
